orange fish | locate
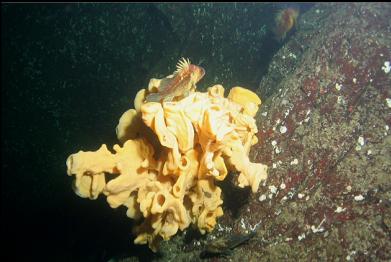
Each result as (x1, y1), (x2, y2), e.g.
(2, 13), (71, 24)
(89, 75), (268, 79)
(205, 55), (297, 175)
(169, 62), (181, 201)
(145, 58), (205, 103)
(273, 7), (299, 42)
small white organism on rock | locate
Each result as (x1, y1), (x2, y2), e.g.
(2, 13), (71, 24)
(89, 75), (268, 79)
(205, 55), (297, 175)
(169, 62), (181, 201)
(381, 61), (390, 73)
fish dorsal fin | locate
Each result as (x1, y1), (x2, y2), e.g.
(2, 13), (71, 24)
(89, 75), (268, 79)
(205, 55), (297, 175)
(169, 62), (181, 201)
(175, 57), (191, 74)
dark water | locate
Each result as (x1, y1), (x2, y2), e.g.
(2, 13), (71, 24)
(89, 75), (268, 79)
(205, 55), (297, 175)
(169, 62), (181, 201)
(1, 3), (314, 261)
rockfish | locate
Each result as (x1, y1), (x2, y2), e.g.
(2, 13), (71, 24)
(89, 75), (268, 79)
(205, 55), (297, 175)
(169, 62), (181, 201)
(273, 7), (299, 42)
(146, 57), (205, 103)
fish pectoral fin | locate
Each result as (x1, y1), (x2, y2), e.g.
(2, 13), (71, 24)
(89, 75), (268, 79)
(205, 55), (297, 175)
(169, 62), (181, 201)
(145, 93), (162, 103)
(162, 95), (174, 102)
(158, 77), (173, 93)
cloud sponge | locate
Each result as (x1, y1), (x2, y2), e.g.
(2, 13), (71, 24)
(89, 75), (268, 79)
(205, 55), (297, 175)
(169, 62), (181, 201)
(66, 79), (268, 252)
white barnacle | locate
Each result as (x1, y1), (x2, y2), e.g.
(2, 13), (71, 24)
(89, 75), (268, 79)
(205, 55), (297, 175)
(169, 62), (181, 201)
(298, 233), (306, 241)
(290, 159), (298, 165)
(289, 52), (297, 59)
(335, 206), (346, 213)
(358, 136), (365, 146)
(311, 225), (325, 233)
(240, 217), (246, 229)
(337, 96), (346, 105)
(386, 98), (391, 108)
(355, 136), (364, 151)
(381, 61), (390, 73)
(259, 194), (267, 202)
(269, 185), (278, 194)
(275, 147), (281, 154)
(354, 195), (364, 201)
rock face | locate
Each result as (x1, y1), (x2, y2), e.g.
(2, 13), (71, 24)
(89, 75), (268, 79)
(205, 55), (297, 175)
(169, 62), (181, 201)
(159, 3), (391, 261)
(251, 3), (391, 260)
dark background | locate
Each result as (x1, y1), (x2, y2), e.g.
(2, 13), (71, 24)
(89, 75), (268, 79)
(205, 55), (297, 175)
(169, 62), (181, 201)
(1, 3), (313, 261)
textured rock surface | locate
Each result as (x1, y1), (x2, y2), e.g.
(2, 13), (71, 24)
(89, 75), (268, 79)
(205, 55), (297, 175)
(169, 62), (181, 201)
(251, 3), (391, 260)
